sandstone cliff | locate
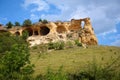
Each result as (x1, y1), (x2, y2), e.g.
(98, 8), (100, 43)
(8, 17), (98, 47)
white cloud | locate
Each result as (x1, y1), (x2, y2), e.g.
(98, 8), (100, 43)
(98, 29), (117, 37)
(30, 14), (39, 21)
(111, 40), (120, 47)
(45, 0), (120, 34)
(22, 0), (120, 35)
(22, 0), (49, 12)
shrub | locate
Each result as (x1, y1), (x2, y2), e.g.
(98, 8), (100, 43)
(0, 33), (33, 79)
(0, 32), (27, 54)
(48, 42), (55, 49)
(48, 41), (65, 50)
(74, 39), (82, 47)
(0, 44), (34, 80)
(55, 41), (65, 50)
(22, 30), (29, 40)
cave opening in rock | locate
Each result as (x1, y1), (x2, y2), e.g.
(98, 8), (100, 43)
(22, 29), (33, 36)
(40, 26), (50, 36)
(34, 31), (38, 35)
(15, 31), (20, 36)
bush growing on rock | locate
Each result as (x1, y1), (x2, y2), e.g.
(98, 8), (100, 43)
(48, 41), (65, 50)
(74, 39), (82, 47)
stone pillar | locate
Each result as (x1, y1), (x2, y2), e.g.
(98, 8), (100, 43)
(38, 29), (40, 35)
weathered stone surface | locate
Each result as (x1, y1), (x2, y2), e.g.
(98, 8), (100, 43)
(8, 17), (98, 46)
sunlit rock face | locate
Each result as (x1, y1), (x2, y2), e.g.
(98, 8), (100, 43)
(8, 17), (98, 47)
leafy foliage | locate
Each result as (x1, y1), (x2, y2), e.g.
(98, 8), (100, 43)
(0, 44), (34, 80)
(23, 19), (32, 27)
(39, 18), (42, 22)
(15, 21), (20, 26)
(6, 21), (13, 29)
(74, 39), (82, 47)
(22, 30), (29, 40)
(0, 32), (34, 79)
(48, 41), (65, 50)
(42, 19), (48, 24)
(0, 32), (26, 54)
(38, 18), (48, 23)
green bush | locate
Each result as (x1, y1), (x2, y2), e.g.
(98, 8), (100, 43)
(0, 44), (34, 80)
(22, 30), (29, 40)
(74, 39), (82, 47)
(48, 42), (56, 49)
(48, 41), (65, 50)
(0, 32), (27, 54)
(0, 33), (33, 80)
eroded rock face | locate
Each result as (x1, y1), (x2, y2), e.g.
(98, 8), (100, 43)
(8, 17), (98, 46)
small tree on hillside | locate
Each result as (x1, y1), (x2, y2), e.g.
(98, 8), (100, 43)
(15, 22), (20, 26)
(6, 21), (13, 29)
(42, 19), (48, 24)
(39, 18), (42, 22)
(23, 19), (32, 27)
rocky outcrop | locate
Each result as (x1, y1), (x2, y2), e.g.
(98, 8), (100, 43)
(0, 24), (7, 32)
(8, 17), (98, 46)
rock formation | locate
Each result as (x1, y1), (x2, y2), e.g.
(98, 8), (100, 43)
(0, 24), (7, 32)
(7, 17), (98, 46)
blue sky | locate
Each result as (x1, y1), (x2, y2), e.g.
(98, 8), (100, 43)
(0, 0), (120, 46)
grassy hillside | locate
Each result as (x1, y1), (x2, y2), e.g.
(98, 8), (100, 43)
(1, 32), (119, 80)
(30, 46), (120, 76)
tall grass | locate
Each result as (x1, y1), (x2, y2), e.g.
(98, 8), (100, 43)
(68, 56), (120, 80)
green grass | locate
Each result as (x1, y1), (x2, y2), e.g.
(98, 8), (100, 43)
(30, 46), (120, 76)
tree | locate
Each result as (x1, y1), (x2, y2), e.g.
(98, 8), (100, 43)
(15, 22), (20, 26)
(0, 34), (33, 79)
(0, 44), (34, 79)
(22, 30), (29, 40)
(39, 18), (42, 22)
(6, 21), (13, 29)
(23, 19), (32, 27)
(42, 19), (48, 24)
(0, 32), (27, 54)
(38, 19), (48, 23)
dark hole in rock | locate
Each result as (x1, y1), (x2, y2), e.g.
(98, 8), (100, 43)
(34, 31), (39, 35)
(15, 31), (20, 36)
(40, 26), (50, 36)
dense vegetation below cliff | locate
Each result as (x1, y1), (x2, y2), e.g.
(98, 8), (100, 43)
(0, 32), (120, 80)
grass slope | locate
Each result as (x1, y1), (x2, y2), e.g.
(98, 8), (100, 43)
(30, 46), (120, 76)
